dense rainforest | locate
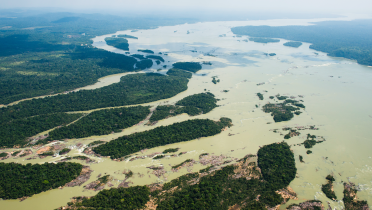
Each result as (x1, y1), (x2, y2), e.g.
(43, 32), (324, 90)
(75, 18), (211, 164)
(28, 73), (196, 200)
(104, 37), (129, 51)
(0, 73), (189, 147)
(149, 92), (218, 122)
(61, 142), (296, 210)
(47, 106), (150, 141)
(257, 142), (296, 190)
(231, 19), (372, 66)
(172, 62), (202, 73)
(0, 113), (82, 148)
(166, 68), (192, 79)
(0, 73), (188, 122)
(93, 118), (232, 159)
(0, 162), (82, 199)
(0, 12), (197, 104)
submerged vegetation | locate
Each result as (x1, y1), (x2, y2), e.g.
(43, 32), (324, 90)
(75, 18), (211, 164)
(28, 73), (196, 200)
(0, 162), (82, 199)
(93, 118), (232, 159)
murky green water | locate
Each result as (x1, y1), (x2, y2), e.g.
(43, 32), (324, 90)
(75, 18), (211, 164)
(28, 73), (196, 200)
(1, 14), (372, 210)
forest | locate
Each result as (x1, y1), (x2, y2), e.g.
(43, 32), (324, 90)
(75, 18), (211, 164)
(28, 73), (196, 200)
(256, 93), (264, 100)
(166, 68), (192, 79)
(343, 182), (369, 209)
(146, 55), (165, 62)
(321, 175), (337, 200)
(262, 98), (305, 122)
(283, 41), (302, 48)
(249, 37), (280, 43)
(0, 73), (189, 147)
(257, 142), (296, 190)
(117, 34), (138, 39)
(104, 37), (129, 51)
(0, 162), (82, 199)
(0, 73), (188, 123)
(93, 118), (232, 159)
(0, 46), (139, 105)
(0, 113), (82, 148)
(138, 49), (154, 54)
(0, 12), (197, 104)
(135, 59), (153, 69)
(172, 62), (202, 73)
(231, 19), (372, 66)
(149, 92), (218, 122)
(62, 142), (296, 209)
(47, 106), (150, 141)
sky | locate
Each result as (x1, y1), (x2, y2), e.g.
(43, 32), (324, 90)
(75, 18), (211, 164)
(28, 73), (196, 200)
(1, 0), (372, 15)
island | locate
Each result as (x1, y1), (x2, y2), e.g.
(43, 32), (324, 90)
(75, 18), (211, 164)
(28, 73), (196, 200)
(59, 142), (298, 209)
(104, 37), (129, 51)
(283, 41), (302, 48)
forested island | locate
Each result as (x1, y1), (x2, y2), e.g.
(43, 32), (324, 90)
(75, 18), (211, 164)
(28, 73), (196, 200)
(231, 19), (372, 66)
(138, 49), (154, 54)
(283, 41), (302, 48)
(93, 118), (232, 159)
(0, 73), (188, 121)
(172, 62), (202, 73)
(249, 37), (280, 43)
(47, 106), (150, 141)
(149, 92), (218, 122)
(146, 55), (165, 62)
(0, 113), (82, 147)
(117, 34), (138, 39)
(104, 37), (129, 51)
(60, 142), (297, 209)
(262, 96), (305, 122)
(0, 162), (83, 199)
(0, 73), (189, 147)
(166, 68), (192, 79)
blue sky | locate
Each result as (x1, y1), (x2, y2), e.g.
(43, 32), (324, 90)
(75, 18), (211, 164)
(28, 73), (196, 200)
(1, 0), (372, 14)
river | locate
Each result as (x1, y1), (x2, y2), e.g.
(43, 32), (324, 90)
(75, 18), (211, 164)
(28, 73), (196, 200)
(1, 14), (372, 210)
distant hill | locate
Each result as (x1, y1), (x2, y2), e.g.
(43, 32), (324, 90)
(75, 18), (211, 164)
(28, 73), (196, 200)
(52, 16), (80, 23)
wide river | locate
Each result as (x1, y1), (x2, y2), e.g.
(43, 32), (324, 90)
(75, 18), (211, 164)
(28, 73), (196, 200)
(1, 15), (372, 210)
